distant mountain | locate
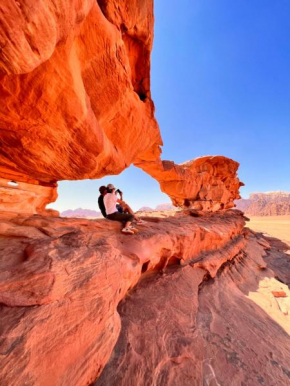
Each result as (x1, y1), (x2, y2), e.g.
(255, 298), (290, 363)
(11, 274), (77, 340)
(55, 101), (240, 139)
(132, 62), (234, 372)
(138, 206), (154, 212)
(61, 208), (101, 218)
(155, 203), (175, 211)
(235, 191), (290, 216)
(138, 203), (175, 212)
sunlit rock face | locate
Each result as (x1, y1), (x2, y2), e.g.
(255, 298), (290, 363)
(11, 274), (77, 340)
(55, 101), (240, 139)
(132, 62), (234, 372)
(0, 0), (241, 212)
(0, 0), (160, 183)
(136, 155), (243, 211)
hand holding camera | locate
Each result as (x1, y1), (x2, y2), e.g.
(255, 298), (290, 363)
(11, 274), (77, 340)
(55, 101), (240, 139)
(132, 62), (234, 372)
(116, 189), (123, 200)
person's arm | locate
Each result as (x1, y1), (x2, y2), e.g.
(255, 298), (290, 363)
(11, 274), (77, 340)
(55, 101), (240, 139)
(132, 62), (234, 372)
(115, 189), (123, 200)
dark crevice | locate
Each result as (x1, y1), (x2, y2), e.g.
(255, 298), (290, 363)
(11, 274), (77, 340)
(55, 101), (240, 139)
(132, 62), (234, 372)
(96, 0), (107, 18)
(198, 249), (247, 294)
(120, 23), (128, 34)
(137, 93), (147, 102)
(141, 261), (149, 273)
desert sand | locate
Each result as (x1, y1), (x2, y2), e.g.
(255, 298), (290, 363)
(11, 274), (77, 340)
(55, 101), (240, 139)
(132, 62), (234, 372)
(248, 215), (290, 245)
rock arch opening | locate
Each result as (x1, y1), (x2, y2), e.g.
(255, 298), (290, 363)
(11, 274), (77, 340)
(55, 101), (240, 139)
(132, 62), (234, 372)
(48, 166), (172, 218)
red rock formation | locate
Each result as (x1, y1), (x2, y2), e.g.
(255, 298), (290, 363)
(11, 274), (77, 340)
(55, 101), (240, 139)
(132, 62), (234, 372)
(235, 191), (290, 216)
(1, 2), (288, 386)
(0, 210), (245, 385)
(95, 233), (290, 386)
(0, 0), (242, 212)
(0, 178), (58, 216)
(136, 155), (243, 210)
(0, 0), (160, 184)
(1, 211), (290, 385)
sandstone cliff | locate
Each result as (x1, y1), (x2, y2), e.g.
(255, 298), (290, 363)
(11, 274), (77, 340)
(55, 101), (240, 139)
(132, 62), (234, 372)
(236, 191), (290, 216)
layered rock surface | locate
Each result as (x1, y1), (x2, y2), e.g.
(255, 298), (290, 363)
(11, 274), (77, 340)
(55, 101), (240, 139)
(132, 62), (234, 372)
(0, 0), (242, 213)
(0, 177), (58, 216)
(96, 231), (290, 386)
(0, 210), (245, 385)
(1, 210), (290, 385)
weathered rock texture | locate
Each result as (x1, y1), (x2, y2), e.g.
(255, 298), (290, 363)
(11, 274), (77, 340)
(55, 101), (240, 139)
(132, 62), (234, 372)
(0, 0), (241, 212)
(235, 191), (290, 216)
(136, 155), (243, 210)
(0, 210), (245, 385)
(96, 232), (290, 386)
(0, 0), (160, 184)
(1, 211), (290, 385)
(0, 178), (58, 216)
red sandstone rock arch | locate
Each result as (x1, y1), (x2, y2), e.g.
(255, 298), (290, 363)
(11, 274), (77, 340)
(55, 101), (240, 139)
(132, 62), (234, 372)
(0, 0), (242, 216)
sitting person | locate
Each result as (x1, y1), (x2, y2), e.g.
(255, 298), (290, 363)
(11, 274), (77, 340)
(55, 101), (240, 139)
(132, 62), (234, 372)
(104, 184), (135, 234)
(98, 186), (107, 218)
(98, 186), (129, 217)
(114, 187), (145, 224)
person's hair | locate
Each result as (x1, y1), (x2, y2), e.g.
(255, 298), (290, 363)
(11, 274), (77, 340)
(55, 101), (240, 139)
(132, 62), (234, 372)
(99, 186), (107, 194)
(106, 188), (113, 193)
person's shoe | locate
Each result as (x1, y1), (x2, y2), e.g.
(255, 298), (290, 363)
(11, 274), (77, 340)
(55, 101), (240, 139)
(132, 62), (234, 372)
(129, 225), (139, 233)
(122, 227), (134, 235)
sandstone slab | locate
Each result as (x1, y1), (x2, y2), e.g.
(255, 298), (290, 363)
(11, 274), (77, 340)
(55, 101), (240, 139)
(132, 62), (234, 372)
(0, 210), (245, 385)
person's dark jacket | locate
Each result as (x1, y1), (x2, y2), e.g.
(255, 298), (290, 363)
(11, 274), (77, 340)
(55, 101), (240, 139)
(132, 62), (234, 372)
(98, 195), (107, 218)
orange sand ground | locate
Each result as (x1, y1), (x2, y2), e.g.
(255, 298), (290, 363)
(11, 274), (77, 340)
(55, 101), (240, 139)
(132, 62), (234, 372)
(248, 215), (290, 246)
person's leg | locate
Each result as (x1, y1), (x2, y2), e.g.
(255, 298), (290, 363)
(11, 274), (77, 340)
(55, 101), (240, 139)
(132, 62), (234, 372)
(119, 201), (134, 215)
(118, 213), (134, 232)
(119, 201), (143, 222)
(106, 212), (134, 232)
(124, 220), (131, 228)
(107, 212), (133, 221)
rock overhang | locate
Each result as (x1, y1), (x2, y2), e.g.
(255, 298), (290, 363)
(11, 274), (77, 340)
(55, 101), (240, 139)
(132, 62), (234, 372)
(0, 0), (242, 214)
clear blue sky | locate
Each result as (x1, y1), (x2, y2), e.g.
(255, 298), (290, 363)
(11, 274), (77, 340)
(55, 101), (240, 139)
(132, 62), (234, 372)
(51, 0), (290, 212)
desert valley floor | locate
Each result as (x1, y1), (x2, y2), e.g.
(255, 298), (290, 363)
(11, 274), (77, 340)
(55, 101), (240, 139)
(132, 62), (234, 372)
(248, 216), (290, 245)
